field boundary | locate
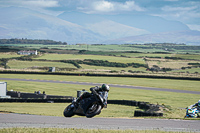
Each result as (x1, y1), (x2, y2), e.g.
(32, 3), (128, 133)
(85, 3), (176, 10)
(0, 70), (200, 81)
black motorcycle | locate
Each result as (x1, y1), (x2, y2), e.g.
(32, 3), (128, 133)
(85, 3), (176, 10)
(63, 90), (107, 118)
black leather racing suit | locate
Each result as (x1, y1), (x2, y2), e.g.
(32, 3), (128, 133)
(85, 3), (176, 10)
(76, 86), (109, 107)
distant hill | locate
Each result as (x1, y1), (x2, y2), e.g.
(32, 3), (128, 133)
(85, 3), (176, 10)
(0, 6), (200, 45)
(0, 7), (103, 44)
(58, 11), (150, 40)
(104, 30), (200, 45)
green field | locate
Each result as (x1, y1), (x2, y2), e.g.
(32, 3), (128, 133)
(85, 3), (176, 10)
(36, 54), (145, 64)
(0, 43), (200, 120)
(80, 64), (147, 72)
(2, 43), (200, 54)
(0, 44), (200, 77)
(1, 52), (199, 77)
(2, 74), (199, 92)
(0, 52), (22, 59)
(0, 103), (138, 118)
(174, 54), (200, 60)
(7, 60), (76, 69)
(0, 74), (199, 119)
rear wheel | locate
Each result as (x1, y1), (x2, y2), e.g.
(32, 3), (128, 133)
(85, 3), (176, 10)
(63, 104), (74, 117)
(85, 102), (102, 118)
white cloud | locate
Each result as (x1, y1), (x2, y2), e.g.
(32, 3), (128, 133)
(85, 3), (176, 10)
(116, 1), (144, 12)
(77, 0), (144, 14)
(22, 0), (59, 8)
(152, 2), (200, 28)
(1, 0), (199, 31)
(187, 24), (200, 31)
(0, 0), (59, 8)
(162, 5), (198, 12)
(93, 1), (114, 12)
(0, 0), (60, 16)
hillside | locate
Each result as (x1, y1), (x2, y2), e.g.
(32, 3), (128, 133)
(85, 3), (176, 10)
(0, 6), (200, 45)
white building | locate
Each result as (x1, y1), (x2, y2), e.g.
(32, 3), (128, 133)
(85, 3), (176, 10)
(18, 50), (37, 55)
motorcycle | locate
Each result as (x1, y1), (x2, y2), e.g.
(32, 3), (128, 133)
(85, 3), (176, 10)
(63, 90), (107, 118)
(185, 107), (199, 118)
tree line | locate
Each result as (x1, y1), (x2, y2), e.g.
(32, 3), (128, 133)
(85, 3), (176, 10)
(0, 39), (67, 45)
(62, 59), (147, 68)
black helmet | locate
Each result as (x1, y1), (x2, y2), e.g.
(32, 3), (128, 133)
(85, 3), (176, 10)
(102, 84), (110, 91)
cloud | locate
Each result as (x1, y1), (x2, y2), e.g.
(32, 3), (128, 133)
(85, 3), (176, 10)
(116, 1), (144, 12)
(187, 24), (200, 31)
(0, 0), (59, 8)
(93, 1), (114, 12)
(162, 5), (198, 12)
(150, 1), (200, 27)
(21, 0), (59, 8)
(76, 0), (145, 14)
(1, 0), (199, 31)
(160, 5), (199, 20)
(0, 0), (61, 16)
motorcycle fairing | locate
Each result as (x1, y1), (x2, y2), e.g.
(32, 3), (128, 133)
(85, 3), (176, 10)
(80, 96), (100, 114)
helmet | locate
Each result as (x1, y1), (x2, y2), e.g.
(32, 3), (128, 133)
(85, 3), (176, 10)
(102, 84), (110, 91)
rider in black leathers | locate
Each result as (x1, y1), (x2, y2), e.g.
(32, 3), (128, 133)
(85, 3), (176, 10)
(74, 84), (110, 107)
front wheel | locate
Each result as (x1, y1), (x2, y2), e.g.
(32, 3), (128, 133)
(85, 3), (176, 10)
(63, 104), (74, 117)
(85, 102), (102, 118)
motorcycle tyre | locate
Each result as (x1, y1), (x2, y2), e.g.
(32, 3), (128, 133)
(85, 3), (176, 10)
(85, 102), (102, 118)
(63, 104), (74, 117)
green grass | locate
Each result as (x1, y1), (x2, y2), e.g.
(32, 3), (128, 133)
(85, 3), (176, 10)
(1, 52), (200, 77)
(0, 128), (191, 133)
(1, 74), (199, 92)
(2, 79), (199, 108)
(2, 44), (200, 54)
(84, 51), (173, 58)
(0, 53), (22, 59)
(174, 54), (200, 60)
(173, 67), (200, 73)
(146, 59), (200, 70)
(80, 64), (146, 72)
(36, 54), (145, 64)
(0, 103), (138, 118)
(7, 60), (76, 69)
(0, 74), (199, 119)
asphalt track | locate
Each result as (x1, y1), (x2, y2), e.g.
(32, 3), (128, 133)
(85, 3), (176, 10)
(0, 78), (200, 94)
(0, 113), (200, 132)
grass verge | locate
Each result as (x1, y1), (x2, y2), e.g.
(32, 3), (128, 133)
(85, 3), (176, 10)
(0, 128), (193, 133)
(0, 74), (200, 119)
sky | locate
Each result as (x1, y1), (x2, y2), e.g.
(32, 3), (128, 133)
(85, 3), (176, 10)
(0, 0), (200, 31)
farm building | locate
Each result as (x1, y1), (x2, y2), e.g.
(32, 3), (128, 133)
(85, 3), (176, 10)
(18, 50), (37, 55)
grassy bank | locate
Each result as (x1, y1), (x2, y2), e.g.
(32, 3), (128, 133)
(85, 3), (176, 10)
(0, 74), (199, 119)
(1, 74), (199, 91)
(0, 128), (193, 133)
(0, 103), (138, 118)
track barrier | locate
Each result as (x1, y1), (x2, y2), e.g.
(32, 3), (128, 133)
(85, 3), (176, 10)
(1, 91), (163, 117)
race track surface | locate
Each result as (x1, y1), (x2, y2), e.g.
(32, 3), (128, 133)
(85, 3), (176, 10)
(0, 113), (200, 132)
(0, 78), (199, 94)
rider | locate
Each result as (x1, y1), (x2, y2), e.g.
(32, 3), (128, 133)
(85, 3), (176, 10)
(188, 100), (200, 116)
(74, 84), (110, 107)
